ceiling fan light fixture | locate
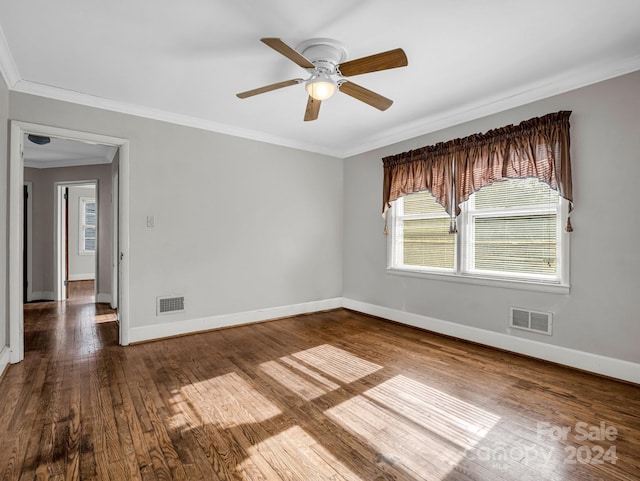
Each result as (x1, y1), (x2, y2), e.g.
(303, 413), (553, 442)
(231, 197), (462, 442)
(305, 74), (336, 101)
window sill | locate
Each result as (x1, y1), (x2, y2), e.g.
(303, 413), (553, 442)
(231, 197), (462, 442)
(386, 267), (570, 294)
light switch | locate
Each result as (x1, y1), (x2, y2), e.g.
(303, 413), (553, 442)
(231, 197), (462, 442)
(146, 215), (155, 228)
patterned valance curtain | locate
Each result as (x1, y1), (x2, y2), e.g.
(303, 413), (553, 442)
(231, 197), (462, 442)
(382, 111), (573, 232)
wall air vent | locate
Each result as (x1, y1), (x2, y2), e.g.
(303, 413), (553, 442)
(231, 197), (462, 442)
(157, 296), (185, 315)
(510, 307), (552, 335)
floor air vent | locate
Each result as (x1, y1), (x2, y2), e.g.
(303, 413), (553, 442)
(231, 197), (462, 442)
(510, 307), (552, 335)
(157, 296), (185, 315)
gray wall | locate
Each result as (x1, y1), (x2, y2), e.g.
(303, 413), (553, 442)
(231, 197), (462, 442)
(5, 68), (638, 367)
(11, 93), (344, 328)
(343, 70), (640, 364)
(24, 165), (112, 299)
(0, 72), (8, 353)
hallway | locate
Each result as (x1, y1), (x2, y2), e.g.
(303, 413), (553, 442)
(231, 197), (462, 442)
(1, 281), (118, 479)
(23, 281), (118, 356)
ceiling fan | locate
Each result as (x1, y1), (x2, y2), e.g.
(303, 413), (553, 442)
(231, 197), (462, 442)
(236, 38), (408, 121)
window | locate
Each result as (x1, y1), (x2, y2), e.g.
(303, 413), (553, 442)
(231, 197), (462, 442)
(389, 178), (568, 288)
(383, 111), (572, 291)
(79, 197), (97, 255)
(392, 192), (455, 272)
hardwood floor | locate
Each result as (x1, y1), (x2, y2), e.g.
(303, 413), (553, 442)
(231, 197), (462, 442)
(1, 293), (639, 480)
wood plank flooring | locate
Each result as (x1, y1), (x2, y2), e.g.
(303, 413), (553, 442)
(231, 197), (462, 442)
(1, 285), (639, 480)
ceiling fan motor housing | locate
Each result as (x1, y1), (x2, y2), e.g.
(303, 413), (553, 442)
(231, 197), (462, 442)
(297, 38), (348, 75)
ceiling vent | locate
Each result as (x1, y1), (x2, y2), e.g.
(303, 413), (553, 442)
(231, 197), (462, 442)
(510, 307), (552, 335)
(157, 296), (185, 316)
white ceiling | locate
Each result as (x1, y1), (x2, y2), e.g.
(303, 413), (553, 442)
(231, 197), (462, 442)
(2, 1), (640, 158)
(23, 135), (117, 169)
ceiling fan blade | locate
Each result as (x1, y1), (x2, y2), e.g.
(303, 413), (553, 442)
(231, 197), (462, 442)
(261, 38), (315, 69)
(236, 79), (302, 99)
(338, 48), (408, 77)
(304, 96), (321, 121)
(339, 81), (393, 111)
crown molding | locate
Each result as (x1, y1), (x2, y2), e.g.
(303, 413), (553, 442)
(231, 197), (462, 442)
(0, 25), (20, 88)
(5, 50), (640, 160)
(10, 80), (345, 158)
(24, 157), (113, 169)
(341, 53), (640, 158)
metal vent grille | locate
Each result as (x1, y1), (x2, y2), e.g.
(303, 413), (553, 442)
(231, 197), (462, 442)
(510, 307), (552, 335)
(157, 296), (185, 315)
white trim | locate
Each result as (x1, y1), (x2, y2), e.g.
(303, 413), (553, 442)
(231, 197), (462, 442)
(69, 273), (96, 281)
(6, 53), (640, 159)
(386, 268), (570, 295)
(128, 298), (343, 344)
(54, 181), (97, 301)
(111, 167), (119, 310)
(54, 184), (65, 301)
(9, 125), (24, 363)
(342, 298), (640, 385)
(9, 121), (131, 362)
(96, 293), (112, 304)
(118, 141), (130, 346)
(24, 181), (33, 302)
(387, 183), (570, 295)
(0, 345), (10, 379)
(0, 346), (11, 378)
(128, 297), (639, 383)
(0, 25), (20, 88)
(340, 53), (640, 158)
(78, 195), (97, 256)
(10, 80), (345, 159)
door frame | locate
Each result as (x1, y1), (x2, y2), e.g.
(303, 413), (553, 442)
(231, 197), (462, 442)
(111, 168), (119, 310)
(23, 181), (33, 303)
(54, 181), (98, 301)
(9, 121), (131, 363)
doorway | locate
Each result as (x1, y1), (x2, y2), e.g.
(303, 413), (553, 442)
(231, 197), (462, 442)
(9, 121), (131, 364)
(54, 181), (98, 302)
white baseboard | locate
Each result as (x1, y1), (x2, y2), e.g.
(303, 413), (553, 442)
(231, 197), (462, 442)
(96, 293), (112, 304)
(128, 298), (343, 344)
(343, 298), (640, 385)
(124, 296), (639, 384)
(69, 273), (95, 281)
(0, 345), (10, 379)
(30, 291), (55, 301)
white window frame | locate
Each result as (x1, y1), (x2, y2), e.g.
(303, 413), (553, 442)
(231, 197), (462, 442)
(387, 184), (570, 294)
(390, 195), (456, 275)
(79, 196), (97, 255)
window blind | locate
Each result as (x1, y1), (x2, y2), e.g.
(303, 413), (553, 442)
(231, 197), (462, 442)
(467, 179), (559, 276)
(397, 192), (455, 269)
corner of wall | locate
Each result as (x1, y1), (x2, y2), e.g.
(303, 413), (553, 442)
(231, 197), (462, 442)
(343, 298), (640, 385)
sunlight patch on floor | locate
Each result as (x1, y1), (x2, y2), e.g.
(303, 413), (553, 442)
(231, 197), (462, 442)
(239, 425), (363, 481)
(259, 344), (380, 400)
(181, 372), (281, 428)
(325, 375), (501, 480)
(367, 375), (500, 446)
(259, 360), (330, 401)
(290, 344), (382, 383)
(94, 313), (117, 324)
